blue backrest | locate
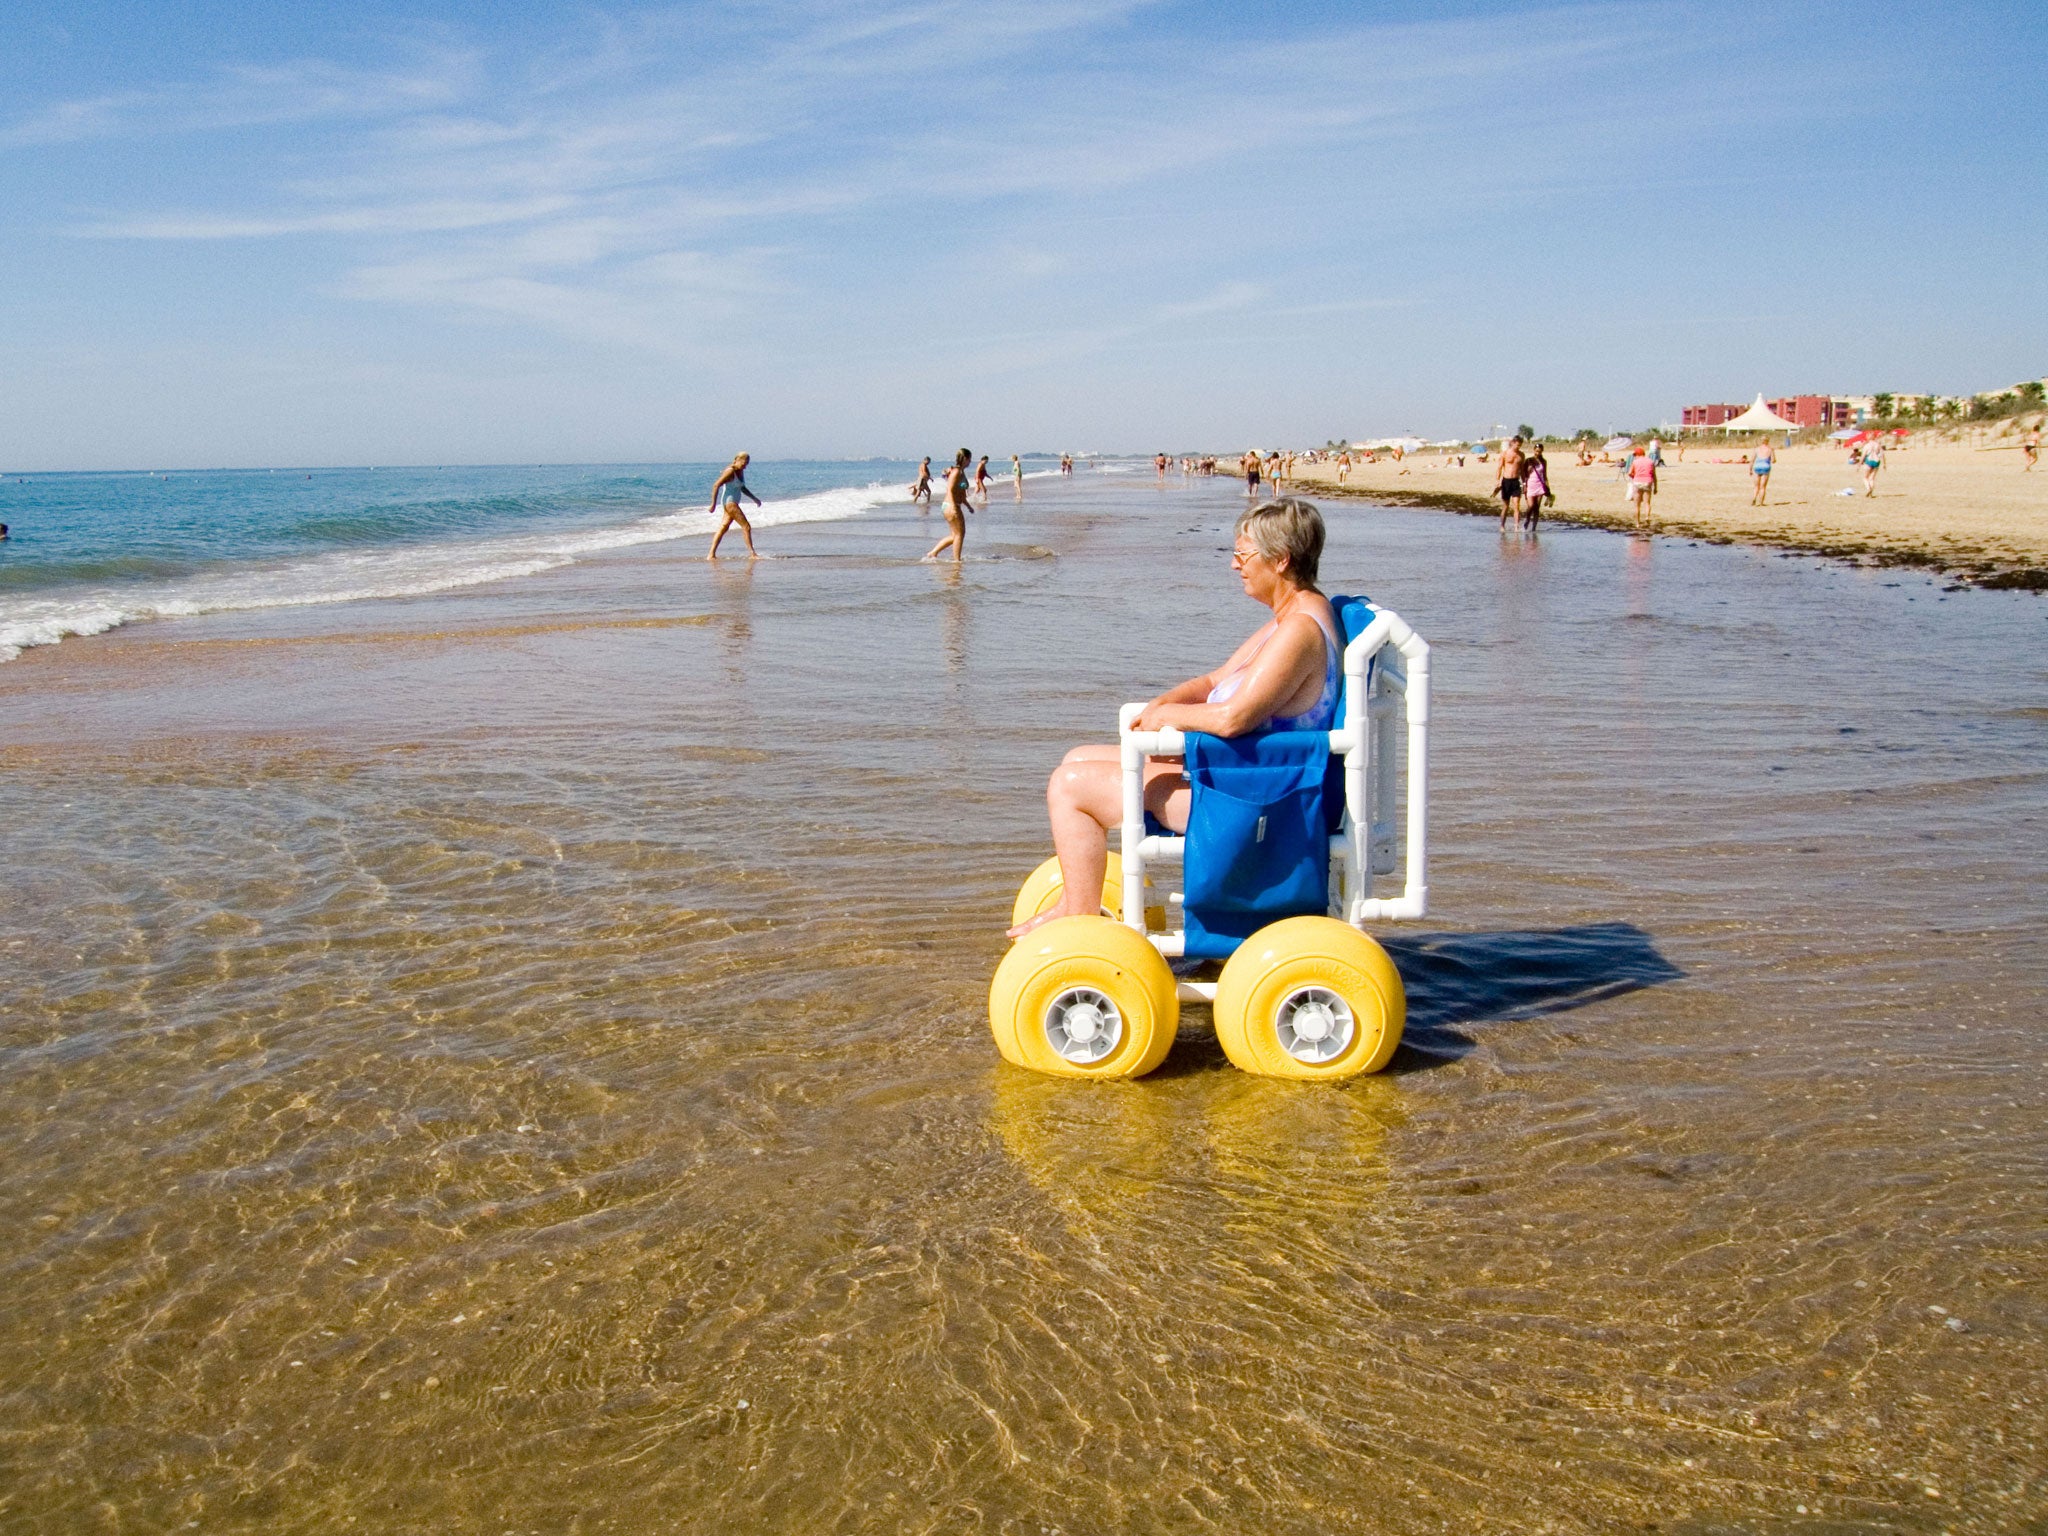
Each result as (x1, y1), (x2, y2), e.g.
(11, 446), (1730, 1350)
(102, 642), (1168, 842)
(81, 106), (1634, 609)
(1322, 594), (1374, 835)
(1327, 593), (1374, 731)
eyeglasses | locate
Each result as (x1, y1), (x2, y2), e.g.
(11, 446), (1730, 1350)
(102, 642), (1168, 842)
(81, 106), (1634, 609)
(1231, 544), (1262, 566)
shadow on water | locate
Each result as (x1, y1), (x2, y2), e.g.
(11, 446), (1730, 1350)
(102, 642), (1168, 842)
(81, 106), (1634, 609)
(1382, 921), (1684, 1068)
(1150, 922), (1682, 1079)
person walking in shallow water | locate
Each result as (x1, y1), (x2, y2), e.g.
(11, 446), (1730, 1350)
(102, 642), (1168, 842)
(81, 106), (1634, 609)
(1012, 454), (1024, 498)
(1627, 443), (1658, 529)
(1520, 441), (1549, 530)
(974, 455), (991, 499)
(910, 456), (933, 506)
(1493, 435), (1525, 530)
(706, 452), (763, 559)
(924, 449), (974, 562)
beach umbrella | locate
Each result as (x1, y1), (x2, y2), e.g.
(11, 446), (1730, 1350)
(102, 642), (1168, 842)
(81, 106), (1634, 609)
(1603, 435), (1633, 452)
(1827, 429), (1858, 440)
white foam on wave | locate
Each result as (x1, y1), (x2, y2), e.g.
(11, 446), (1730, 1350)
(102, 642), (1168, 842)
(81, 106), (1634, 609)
(0, 481), (897, 662)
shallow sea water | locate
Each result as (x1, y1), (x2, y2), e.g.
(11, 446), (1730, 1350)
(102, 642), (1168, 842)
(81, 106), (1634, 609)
(1, 473), (2044, 1533)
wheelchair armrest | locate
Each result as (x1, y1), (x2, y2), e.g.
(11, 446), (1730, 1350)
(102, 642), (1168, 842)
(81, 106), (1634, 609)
(1118, 702), (1186, 758)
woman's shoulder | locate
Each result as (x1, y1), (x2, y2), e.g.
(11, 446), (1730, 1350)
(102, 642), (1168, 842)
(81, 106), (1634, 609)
(1278, 592), (1338, 640)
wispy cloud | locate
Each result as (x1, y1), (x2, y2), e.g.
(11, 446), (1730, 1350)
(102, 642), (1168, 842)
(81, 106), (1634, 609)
(0, 51), (474, 148)
(1156, 282), (1266, 322)
(18, 0), (1827, 364)
(84, 197), (578, 241)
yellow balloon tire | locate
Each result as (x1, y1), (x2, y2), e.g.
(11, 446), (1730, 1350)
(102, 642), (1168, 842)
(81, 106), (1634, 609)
(988, 915), (1177, 1079)
(1010, 853), (1123, 928)
(1212, 917), (1404, 1080)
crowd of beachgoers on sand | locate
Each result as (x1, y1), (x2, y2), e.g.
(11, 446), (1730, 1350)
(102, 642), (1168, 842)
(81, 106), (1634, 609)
(1243, 413), (2048, 591)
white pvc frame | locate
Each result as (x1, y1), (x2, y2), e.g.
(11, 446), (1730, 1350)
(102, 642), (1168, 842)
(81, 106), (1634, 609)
(1115, 604), (1430, 1004)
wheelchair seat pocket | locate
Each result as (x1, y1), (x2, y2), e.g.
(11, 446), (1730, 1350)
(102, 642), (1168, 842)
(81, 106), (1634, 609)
(1181, 731), (1331, 959)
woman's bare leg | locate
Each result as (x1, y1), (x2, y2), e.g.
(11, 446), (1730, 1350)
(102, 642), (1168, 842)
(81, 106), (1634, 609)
(708, 512), (734, 559)
(1007, 756), (1187, 939)
(923, 511), (966, 562)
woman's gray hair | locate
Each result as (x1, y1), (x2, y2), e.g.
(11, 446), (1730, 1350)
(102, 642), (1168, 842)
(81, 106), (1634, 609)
(1235, 497), (1325, 586)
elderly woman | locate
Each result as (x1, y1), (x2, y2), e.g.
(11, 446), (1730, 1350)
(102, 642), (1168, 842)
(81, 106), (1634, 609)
(1007, 498), (1341, 939)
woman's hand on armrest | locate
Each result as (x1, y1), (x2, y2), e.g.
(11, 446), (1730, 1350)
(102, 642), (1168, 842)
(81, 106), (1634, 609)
(1136, 698), (1255, 736)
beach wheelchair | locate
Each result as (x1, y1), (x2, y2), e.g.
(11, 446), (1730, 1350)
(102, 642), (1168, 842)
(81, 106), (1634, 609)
(991, 597), (1430, 1080)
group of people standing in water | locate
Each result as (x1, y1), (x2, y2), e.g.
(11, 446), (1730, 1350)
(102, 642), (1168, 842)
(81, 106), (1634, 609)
(708, 449), (1039, 563)
(908, 450), (1033, 561)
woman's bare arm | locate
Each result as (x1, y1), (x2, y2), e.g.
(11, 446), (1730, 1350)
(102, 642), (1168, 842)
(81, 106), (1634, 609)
(1144, 674), (1219, 709)
(1134, 616), (1323, 736)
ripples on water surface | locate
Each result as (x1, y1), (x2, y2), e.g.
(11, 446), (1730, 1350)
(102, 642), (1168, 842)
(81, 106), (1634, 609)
(1, 477), (2043, 1532)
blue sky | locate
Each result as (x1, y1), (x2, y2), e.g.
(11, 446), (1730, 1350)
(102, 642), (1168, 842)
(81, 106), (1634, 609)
(2, 0), (2042, 468)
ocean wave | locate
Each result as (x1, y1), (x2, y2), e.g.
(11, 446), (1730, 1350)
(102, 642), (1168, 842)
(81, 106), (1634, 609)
(284, 493), (566, 546)
(0, 553), (197, 589)
(0, 481), (896, 662)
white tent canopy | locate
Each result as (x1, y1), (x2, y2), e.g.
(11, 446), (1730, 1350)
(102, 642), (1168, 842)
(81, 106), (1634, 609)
(1721, 393), (1800, 433)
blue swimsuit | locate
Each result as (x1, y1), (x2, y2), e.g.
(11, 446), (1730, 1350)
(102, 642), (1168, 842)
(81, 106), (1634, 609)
(1205, 606), (1340, 734)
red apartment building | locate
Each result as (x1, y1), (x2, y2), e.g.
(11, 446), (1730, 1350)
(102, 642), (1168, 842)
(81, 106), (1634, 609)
(1767, 396), (1856, 429)
(1682, 402), (1744, 428)
(1683, 396), (1859, 430)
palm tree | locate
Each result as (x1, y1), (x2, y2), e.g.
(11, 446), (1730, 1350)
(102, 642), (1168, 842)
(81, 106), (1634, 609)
(1872, 392), (1895, 420)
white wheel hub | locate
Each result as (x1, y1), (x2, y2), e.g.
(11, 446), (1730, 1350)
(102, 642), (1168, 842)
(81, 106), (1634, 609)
(1275, 987), (1355, 1063)
(1044, 987), (1123, 1064)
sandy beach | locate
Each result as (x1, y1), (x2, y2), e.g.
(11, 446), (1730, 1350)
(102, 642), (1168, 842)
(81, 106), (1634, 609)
(1287, 429), (2048, 589)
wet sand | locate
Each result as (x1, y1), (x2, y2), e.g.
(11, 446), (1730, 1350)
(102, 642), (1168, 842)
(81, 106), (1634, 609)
(1289, 433), (2048, 589)
(2, 476), (2045, 1532)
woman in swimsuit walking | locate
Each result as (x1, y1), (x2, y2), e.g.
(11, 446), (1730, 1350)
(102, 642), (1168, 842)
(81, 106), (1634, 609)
(1012, 454), (1025, 497)
(1008, 498), (1341, 939)
(924, 448), (974, 562)
(706, 452), (763, 559)
(1750, 439), (1774, 505)
(1520, 441), (1549, 529)
(974, 456), (991, 498)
